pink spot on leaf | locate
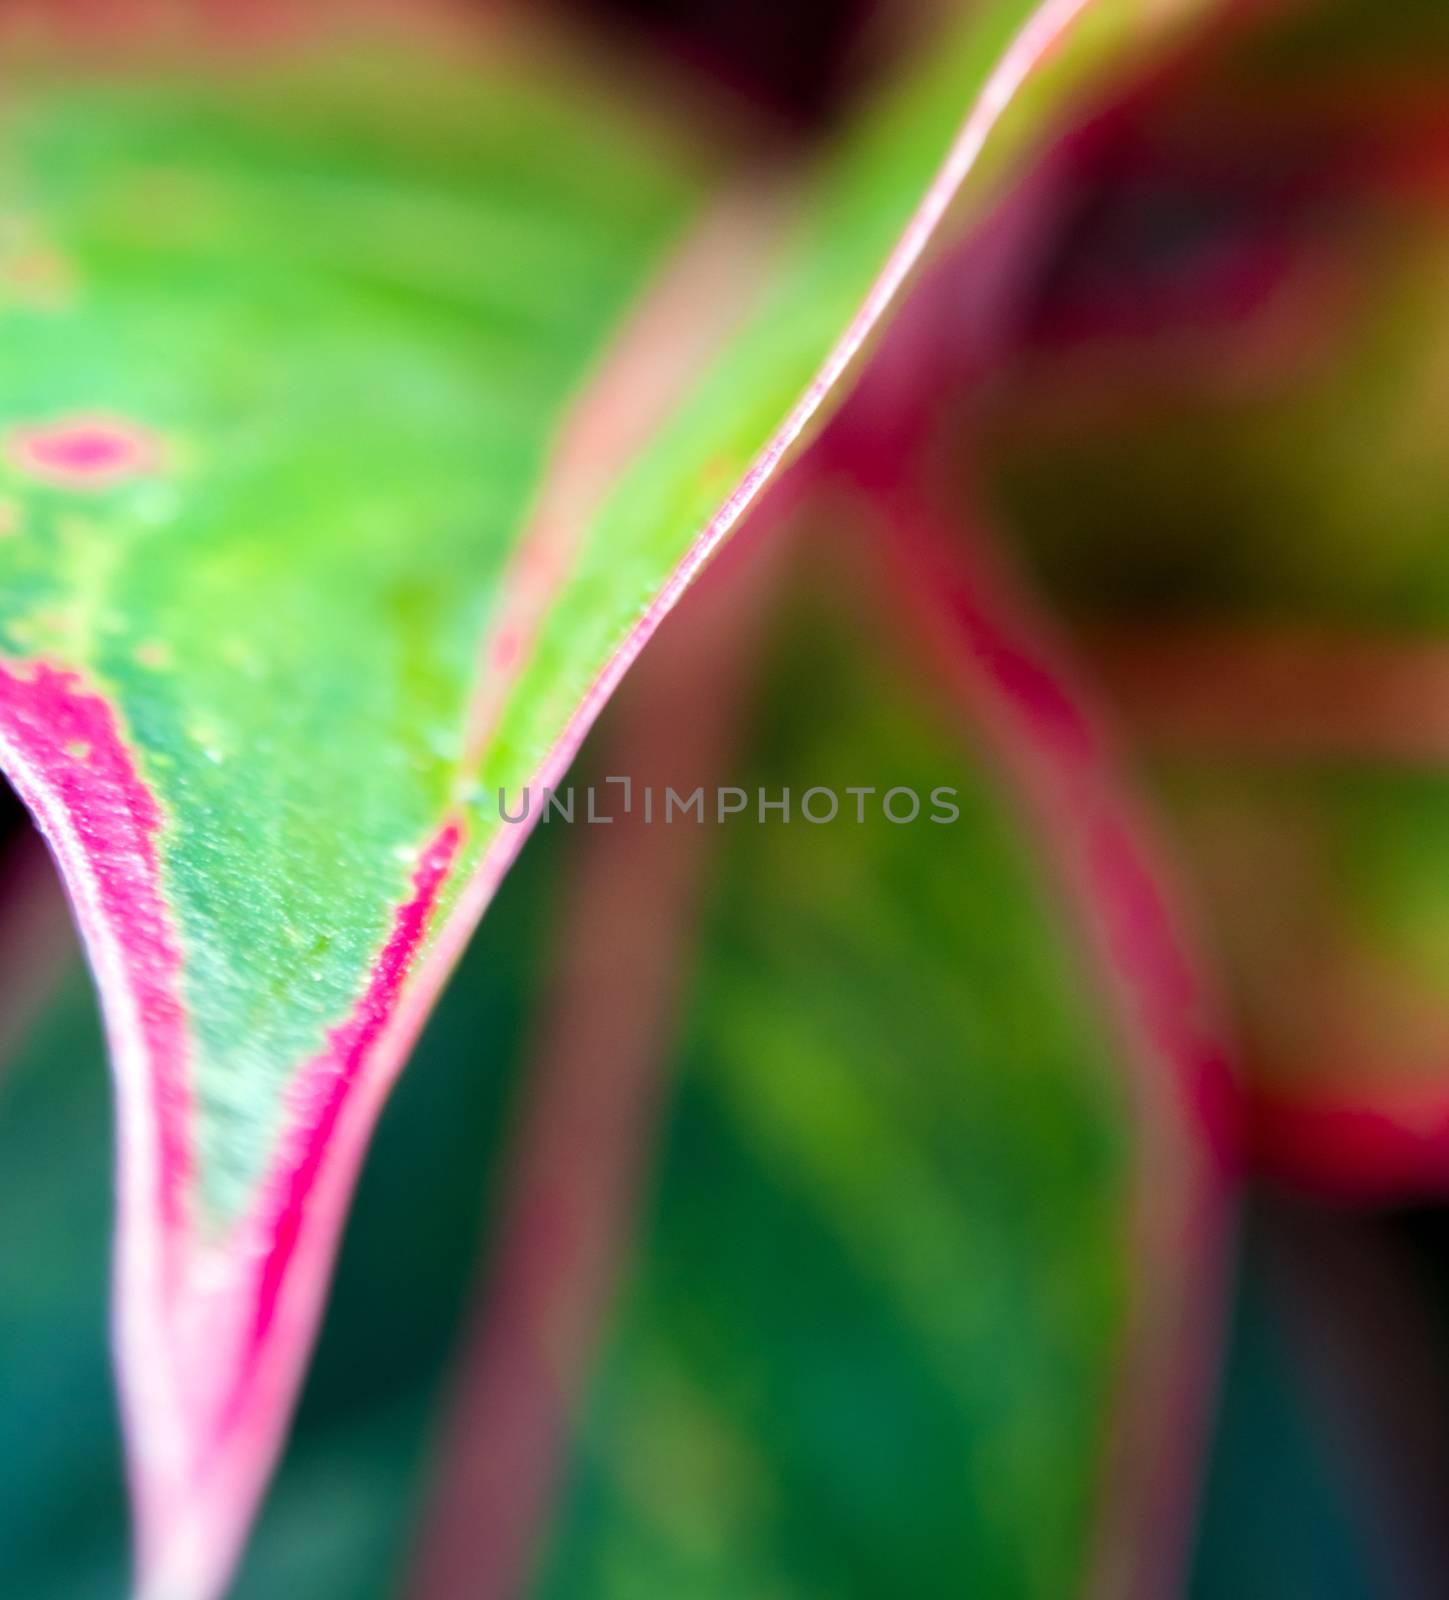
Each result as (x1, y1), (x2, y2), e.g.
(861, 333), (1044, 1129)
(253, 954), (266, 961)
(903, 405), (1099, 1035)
(2, 245), (76, 309)
(8, 414), (163, 489)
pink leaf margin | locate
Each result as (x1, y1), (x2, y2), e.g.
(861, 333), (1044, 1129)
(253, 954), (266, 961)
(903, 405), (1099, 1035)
(844, 485), (1239, 1598)
(407, 508), (788, 1600)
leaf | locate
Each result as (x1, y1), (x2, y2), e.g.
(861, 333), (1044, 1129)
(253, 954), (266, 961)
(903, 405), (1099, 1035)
(0, 1), (1215, 1592)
